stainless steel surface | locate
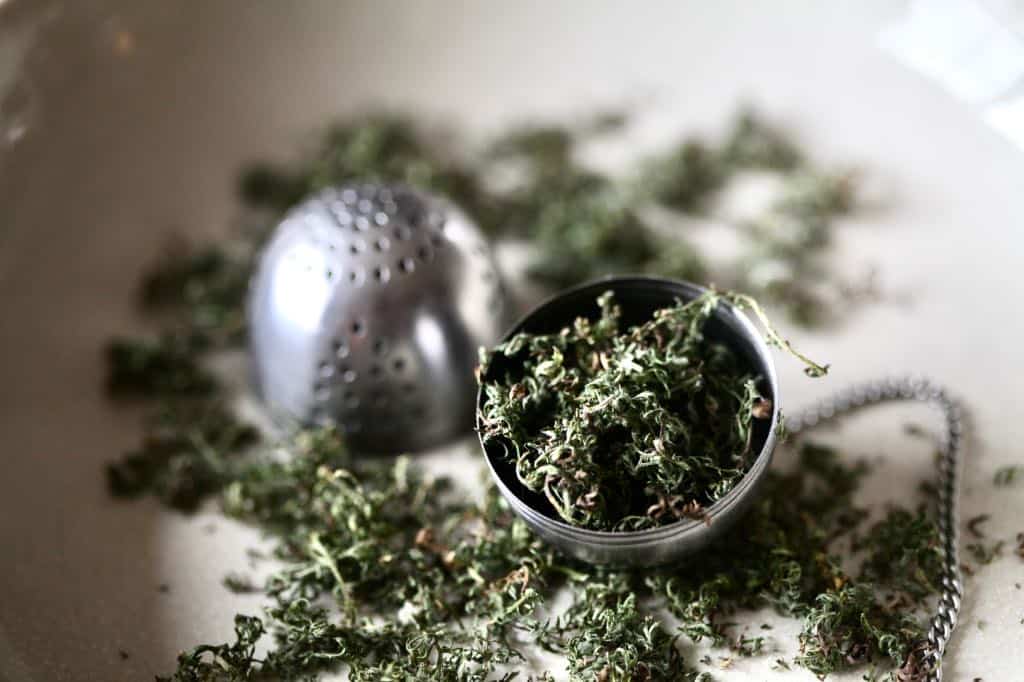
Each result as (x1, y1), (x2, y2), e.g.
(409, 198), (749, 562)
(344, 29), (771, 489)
(788, 377), (965, 682)
(478, 277), (782, 567)
(249, 183), (509, 453)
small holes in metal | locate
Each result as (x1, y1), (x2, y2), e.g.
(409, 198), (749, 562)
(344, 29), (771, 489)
(341, 368), (357, 383)
(393, 358), (406, 372)
(325, 268), (334, 280)
(351, 319), (366, 336)
(374, 212), (389, 226)
(374, 265), (390, 284)
(399, 257), (415, 274)
(430, 234), (444, 249)
(349, 269), (365, 286)
(417, 245), (433, 262)
(372, 339), (387, 355)
(333, 340), (350, 359)
(369, 365), (383, 379)
(374, 237), (390, 252)
(350, 241), (365, 255)
(394, 225), (412, 241)
(357, 198), (373, 214)
(341, 188), (358, 204)
(355, 215), (370, 231)
(318, 362), (334, 379)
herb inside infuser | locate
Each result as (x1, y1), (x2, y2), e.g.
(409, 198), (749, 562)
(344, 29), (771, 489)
(478, 289), (827, 531)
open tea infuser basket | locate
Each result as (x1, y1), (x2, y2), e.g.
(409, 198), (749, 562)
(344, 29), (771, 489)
(475, 277), (965, 682)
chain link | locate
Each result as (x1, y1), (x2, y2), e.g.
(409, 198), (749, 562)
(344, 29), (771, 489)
(787, 376), (963, 682)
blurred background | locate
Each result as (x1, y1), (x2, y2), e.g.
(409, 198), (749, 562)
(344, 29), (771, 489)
(1, 1), (1023, 680)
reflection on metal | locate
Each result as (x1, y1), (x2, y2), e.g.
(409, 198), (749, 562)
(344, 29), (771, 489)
(249, 183), (512, 453)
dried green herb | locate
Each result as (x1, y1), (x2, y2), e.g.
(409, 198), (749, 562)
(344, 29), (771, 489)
(649, 442), (939, 678)
(101, 317), (937, 680)
(966, 514), (990, 539)
(103, 107), (946, 681)
(105, 335), (216, 398)
(148, 430), (938, 681)
(478, 289), (825, 531)
(164, 614), (264, 680)
(238, 107), (862, 325)
(161, 441), (573, 681)
(533, 572), (705, 682)
(994, 465), (1019, 486)
(223, 573), (259, 595)
(140, 246), (253, 349)
(240, 115), (492, 231)
(795, 584), (923, 677)
(857, 508), (943, 602)
(106, 399), (258, 511)
(966, 540), (1004, 566)
(524, 189), (707, 288)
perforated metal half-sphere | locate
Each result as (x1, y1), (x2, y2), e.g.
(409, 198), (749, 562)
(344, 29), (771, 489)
(248, 183), (510, 453)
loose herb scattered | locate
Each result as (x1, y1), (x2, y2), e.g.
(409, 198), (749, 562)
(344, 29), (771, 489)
(966, 514), (990, 539)
(994, 466), (1019, 487)
(105, 268), (943, 680)
(965, 541), (1004, 566)
(240, 107), (864, 326)
(223, 573), (259, 595)
(102, 107), (957, 680)
(105, 398), (259, 511)
(477, 289), (825, 531)
(142, 424), (940, 681)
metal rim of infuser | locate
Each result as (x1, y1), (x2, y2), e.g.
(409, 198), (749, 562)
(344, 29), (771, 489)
(476, 276), (781, 567)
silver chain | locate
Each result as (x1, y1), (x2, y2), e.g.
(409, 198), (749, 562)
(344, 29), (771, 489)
(787, 376), (963, 682)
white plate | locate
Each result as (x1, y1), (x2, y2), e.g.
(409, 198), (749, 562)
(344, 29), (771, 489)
(2, 2), (1023, 680)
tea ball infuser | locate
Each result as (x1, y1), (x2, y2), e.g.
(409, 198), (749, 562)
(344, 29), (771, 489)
(476, 275), (964, 681)
(477, 277), (783, 567)
(248, 183), (510, 453)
